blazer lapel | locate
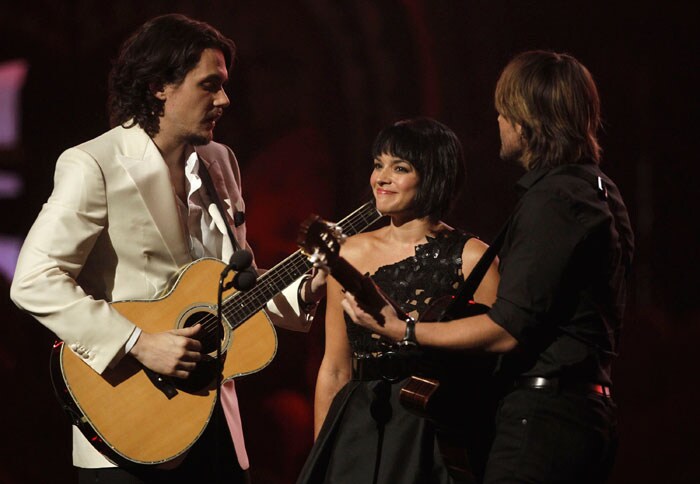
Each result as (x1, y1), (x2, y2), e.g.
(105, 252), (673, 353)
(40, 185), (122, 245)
(117, 129), (191, 268)
(198, 156), (235, 224)
(197, 154), (237, 261)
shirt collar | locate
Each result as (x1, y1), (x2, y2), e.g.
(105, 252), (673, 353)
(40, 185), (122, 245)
(184, 151), (203, 200)
(515, 165), (551, 197)
(515, 158), (597, 197)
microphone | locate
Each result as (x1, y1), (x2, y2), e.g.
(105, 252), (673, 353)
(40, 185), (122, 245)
(223, 250), (253, 274)
(232, 268), (258, 291)
(221, 250), (258, 291)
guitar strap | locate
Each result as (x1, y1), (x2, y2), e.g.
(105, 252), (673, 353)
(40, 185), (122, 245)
(450, 215), (512, 313)
(196, 159), (251, 470)
(197, 160), (245, 253)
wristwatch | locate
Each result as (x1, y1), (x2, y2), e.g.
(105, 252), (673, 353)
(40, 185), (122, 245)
(398, 315), (418, 347)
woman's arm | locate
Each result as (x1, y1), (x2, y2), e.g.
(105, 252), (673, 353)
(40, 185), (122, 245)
(313, 276), (353, 439)
(462, 237), (500, 306)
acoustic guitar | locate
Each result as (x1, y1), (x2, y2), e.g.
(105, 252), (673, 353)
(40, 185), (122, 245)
(298, 215), (496, 482)
(51, 201), (381, 466)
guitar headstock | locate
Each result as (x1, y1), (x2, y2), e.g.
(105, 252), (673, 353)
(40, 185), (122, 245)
(298, 213), (407, 327)
(297, 215), (346, 271)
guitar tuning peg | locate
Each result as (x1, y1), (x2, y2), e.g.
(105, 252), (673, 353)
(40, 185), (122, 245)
(308, 249), (330, 271)
(329, 224), (348, 244)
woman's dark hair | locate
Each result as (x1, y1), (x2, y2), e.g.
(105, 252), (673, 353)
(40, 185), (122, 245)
(108, 14), (235, 137)
(371, 117), (465, 221)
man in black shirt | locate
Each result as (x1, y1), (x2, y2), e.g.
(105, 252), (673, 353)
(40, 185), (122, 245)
(343, 50), (633, 483)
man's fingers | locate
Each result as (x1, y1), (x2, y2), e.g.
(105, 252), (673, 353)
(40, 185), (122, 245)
(182, 349), (203, 362)
(174, 324), (202, 337)
(172, 369), (193, 379)
(170, 325), (204, 352)
(176, 360), (198, 371)
(166, 353), (202, 379)
(343, 292), (372, 318)
(184, 337), (203, 352)
(341, 298), (358, 322)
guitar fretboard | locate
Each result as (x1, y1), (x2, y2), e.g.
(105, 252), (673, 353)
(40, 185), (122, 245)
(222, 202), (382, 327)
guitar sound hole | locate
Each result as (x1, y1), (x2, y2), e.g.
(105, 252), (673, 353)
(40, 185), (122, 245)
(176, 358), (221, 393)
(174, 310), (226, 393)
(183, 311), (224, 355)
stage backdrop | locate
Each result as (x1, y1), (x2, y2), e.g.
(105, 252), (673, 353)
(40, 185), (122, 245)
(0, 1), (696, 483)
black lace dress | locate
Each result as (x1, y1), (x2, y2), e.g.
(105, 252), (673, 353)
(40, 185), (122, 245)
(298, 230), (485, 484)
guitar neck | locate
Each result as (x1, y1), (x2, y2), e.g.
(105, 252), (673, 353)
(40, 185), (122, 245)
(330, 255), (409, 322)
(222, 202), (381, 328)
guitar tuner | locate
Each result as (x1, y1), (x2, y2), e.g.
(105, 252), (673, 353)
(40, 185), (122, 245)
(329, 223), (347, 240)
(306, 249), (326, 265)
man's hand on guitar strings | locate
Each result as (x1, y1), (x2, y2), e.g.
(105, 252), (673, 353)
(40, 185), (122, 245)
(341, 293), (404, 342)
(129, 324), (204, 379)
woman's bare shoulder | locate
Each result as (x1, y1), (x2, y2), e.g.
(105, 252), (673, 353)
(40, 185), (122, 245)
(461, 236), (499, 272)
(340, 228), (387, 262)
(463, 236), (489, 258)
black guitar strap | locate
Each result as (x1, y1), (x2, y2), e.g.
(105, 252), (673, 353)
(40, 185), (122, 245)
(463, 221), (509, 296)
(448, 215), (512, 315)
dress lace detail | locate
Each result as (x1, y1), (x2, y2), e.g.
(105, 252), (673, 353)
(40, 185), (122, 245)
(345, 230), (472, 355)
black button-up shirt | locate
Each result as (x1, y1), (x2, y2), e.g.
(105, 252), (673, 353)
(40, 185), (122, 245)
(488, 161), (634, 385)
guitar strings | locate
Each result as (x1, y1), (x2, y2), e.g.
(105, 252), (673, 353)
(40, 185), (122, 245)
(218, 204), (377, 325)
(183, 203), (381, 346)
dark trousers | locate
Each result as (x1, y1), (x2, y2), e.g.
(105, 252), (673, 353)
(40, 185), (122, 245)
(483, 386), (617, 484)
(78, 403), (249, 484)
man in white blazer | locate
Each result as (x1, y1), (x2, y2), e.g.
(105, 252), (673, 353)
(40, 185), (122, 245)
(10, 14), (324, 483)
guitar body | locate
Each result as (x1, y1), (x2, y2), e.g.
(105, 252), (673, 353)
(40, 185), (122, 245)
(51, 202), (382, 465)
(399, 299), (491, 413)
(52, 258), (277, 465)
(399, 300), (496, 482)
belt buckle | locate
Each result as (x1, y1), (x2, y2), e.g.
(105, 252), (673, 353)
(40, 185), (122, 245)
(529, 376), (552, 389)
(353, 354), (372, 380)
(379, 350), (402, 383)
(590, 383), (612, 398)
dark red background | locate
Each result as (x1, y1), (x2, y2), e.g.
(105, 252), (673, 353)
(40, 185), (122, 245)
(1, 1), (696, 483)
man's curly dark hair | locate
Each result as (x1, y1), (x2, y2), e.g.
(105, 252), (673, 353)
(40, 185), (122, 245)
(108, 14), (235, 137)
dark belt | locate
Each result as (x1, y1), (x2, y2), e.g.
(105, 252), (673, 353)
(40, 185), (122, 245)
(515, 376), (612, 399)
(352, 354), (423, 383)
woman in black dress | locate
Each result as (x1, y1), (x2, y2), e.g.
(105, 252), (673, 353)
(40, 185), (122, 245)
(298, 117), (500, 484)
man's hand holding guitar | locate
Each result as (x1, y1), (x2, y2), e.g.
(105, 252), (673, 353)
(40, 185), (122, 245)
(130, 324), (204, 379)
(341, 292), (404, 341)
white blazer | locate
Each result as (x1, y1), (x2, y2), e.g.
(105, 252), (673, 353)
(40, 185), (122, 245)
(11, 124), (310, 467)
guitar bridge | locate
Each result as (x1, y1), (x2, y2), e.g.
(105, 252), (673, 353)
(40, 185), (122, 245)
(143, 367), (179, 400)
